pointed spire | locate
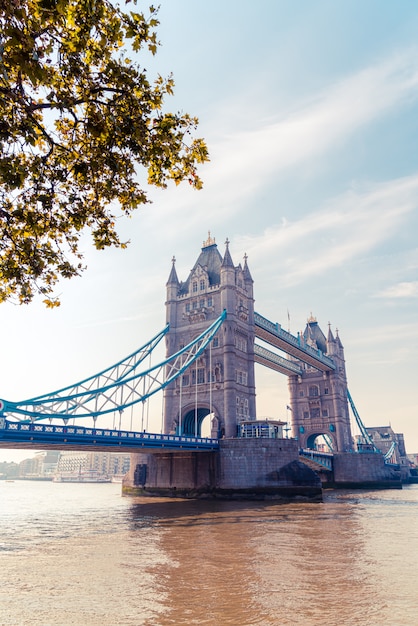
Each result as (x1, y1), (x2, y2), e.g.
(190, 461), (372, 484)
(166, 255), (179, 285)
(243, 252), (253, 283)
(335, 327), (343, 348)
(327, 321), (335, 342)
(221, 237), (234, 267)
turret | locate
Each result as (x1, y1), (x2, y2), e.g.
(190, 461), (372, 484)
(165, 256), (179, 329)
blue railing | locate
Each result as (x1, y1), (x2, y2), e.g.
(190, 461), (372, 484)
(299, 448), (334, 470)
(0, 419), (219, 451)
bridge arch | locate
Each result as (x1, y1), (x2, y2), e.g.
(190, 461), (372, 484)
(305, 431), (336, 452)
(177, 403), (222, 438)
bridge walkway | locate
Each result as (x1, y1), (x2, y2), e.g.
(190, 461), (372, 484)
(254, 312), (336, 372)
(0, 419), (219, 454)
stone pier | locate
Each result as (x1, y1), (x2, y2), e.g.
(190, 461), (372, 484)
(330, 452), (401, 489)
(122, 438), (322, 502)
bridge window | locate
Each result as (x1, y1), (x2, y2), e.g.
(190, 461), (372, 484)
(212, 337), (219, 348)
(310, 408), (320, 419)
(207, 296), (213, 307)
(303, 411), (309, 419)
(192, 281), (198, 293)
(322, 409), (328, 417)
(236, 396), (249, 419)
(192, 368), (205, 385)
(182, 374), (189, 386)
(299, 391), (304, 397)
(200, 279), (205, 291)
(193, 300), (198, 309)
(236, 370), (248, 385)
(199, 299), (205, 308)
(324, 387), (329, 395)
(185, 303), (190, 312)
(235, 335), (247, 352)
(309, 385), (319, 397)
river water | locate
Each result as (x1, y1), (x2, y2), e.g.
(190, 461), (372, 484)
(0, 481), (417, 626)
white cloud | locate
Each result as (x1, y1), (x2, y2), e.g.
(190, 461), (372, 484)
(235, 173), (418, 285)
(139, 46), (418, 241)
(200, 47), (418, 200)
(347, 321), (418, 347)
(374, 281), (418, 298)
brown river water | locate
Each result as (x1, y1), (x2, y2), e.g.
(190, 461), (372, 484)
(0, 481), (417, 625)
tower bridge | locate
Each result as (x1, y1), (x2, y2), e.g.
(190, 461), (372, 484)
(0, 235), (401, 497)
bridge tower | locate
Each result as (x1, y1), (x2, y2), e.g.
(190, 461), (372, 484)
(288, 316), (353, 452)
(163, 234), (256, 438)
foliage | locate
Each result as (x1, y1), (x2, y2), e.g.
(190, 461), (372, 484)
(0, 0), (208, 306)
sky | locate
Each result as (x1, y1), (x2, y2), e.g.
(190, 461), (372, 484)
(1, 0), (417, 462)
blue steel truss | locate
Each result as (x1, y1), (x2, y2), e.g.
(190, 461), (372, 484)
(0, 311), (226, 424)
(347, 389), (379, 452)
(383, 440), (397, 462)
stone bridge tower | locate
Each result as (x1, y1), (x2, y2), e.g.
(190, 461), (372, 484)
(288, 316), (353, 452)
(163, 234), (256, 438)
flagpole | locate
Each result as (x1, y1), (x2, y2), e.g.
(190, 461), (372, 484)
(286, 404), (292, 438)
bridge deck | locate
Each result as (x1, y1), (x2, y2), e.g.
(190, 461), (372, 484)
(254, 312), (336, 372)
(0, 421), (219, 453)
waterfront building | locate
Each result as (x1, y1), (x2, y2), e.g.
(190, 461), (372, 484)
(0, 461), (19, 479)
(56, 451), (130, 477)
(18, 450), (60, 478)
(365, 425), (413, 480)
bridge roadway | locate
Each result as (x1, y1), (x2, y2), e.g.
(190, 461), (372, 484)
(0, 420), (219, 453)
(254, 312), (336, 373)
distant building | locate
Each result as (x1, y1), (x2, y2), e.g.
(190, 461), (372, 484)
(0, 461), (19, 479)
(365, 426), (406, 463)
(364, 425), (413, 481)
(18, 451), (60, 478)
(407, 452), (418, 466)
(56, 451), (130, 477)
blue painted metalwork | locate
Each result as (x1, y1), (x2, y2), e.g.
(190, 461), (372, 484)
(0, 311), (226, 424)
(347, 389), (379, 453)
(0, 418), (219, 451)
(322, 433), (334, 452)
(383, 440), (397, 462)
(254, 312), (336, 372)
(299, 448), (334, 470)
(254, 343), (303, 376)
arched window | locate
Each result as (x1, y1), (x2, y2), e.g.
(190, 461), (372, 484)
(309, 385), (319, 397)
